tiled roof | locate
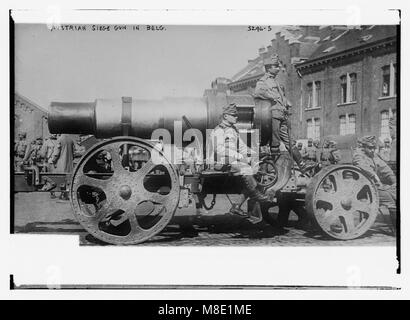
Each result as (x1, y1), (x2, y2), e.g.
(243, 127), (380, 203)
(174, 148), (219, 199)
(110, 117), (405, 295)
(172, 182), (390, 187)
(307, 25), (397, 61)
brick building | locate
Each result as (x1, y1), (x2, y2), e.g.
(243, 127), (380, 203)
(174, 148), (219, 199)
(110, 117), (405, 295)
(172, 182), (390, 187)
(14, 93), (50, 142)
(224, 25), (398, 146)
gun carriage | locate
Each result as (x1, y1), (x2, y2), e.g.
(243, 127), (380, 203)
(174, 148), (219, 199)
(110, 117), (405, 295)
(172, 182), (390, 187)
(15, 91), (380, 244)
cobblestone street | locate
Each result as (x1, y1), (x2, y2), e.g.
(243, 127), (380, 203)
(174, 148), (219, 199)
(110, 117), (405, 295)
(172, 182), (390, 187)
(14, 192), (396, 247)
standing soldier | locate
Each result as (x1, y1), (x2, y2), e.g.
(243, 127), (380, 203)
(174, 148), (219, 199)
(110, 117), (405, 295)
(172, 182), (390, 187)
(254, 55), (315, 173)
(302, 138), (320, 163)
(319, 139), (340, 166)
(15, 132), (28, 171)
(51, 134), (75, 200)
(23, 137), (43, 166)
(40, 134), (59, 196)
(352, 135), (396, 230)
(209, 103), (267, 216)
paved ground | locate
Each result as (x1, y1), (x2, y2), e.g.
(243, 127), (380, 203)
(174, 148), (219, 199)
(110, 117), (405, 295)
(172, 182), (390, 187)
(14, 192), (396, 246)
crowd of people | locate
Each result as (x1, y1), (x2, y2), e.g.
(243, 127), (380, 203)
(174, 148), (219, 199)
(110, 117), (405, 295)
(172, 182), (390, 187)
(14, 132), (85, 199)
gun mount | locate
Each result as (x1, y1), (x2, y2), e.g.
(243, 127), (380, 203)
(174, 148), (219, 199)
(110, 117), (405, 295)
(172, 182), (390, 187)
(40, 91), (380, 245)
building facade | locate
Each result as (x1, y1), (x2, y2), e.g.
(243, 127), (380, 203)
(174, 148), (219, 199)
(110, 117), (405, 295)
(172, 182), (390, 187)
(14, 93), (50, 142)
(223, 25), (398, 145)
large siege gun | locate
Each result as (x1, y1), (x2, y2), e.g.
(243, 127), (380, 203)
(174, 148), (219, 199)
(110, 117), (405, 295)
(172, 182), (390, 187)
(20, 91), (380, 244)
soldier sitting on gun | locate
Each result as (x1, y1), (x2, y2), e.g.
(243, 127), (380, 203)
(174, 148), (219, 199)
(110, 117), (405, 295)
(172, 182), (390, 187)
(352, 135), (397, 230)
(209, 103), (267, 217)
(254, 55), (315, 174)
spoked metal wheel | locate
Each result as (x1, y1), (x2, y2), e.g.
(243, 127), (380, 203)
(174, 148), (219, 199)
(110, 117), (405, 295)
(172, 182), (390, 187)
(70, 137), (180, 245)
(306, 165), (379, 240)
(254, 156), (278, 190)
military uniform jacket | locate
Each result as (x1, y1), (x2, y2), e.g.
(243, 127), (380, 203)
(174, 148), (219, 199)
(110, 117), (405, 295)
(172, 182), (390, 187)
(303, 146), (319, 161)
(352, 147), (396, 185)
(52, 134), (75, 173)
(15, 140), (28, 158)
(41, 139), (58, 161)
(208, 121), (250, 165)
(320, 147), (340, 165)
(254, 73), (288, 120)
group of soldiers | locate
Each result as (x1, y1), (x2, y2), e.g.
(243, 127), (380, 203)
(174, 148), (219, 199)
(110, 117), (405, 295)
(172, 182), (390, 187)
(208, 54), (397, 233)
(14, 132), (84, 199)
(297, 138), (341, 168)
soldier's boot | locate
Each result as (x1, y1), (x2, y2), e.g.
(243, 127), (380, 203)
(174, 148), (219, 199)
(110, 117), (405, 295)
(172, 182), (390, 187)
(240, 175), (268, 203)
(292, 147), (316, 174)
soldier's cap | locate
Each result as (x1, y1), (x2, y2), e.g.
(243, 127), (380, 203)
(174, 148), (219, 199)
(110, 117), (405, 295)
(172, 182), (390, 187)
(263, 54), (280, 67)
(384, 137), (390, 143)
(19, 132), (27, 137)
(222, 103), (238, 116)
(357, 135), (377, 148)
(297, 142), (303, 146)
(314, 140), (320, 144)
(308, 138), (313, 143)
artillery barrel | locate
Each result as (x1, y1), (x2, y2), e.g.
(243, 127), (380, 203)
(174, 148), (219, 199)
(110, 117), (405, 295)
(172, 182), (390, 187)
(48, 93), (272, 144)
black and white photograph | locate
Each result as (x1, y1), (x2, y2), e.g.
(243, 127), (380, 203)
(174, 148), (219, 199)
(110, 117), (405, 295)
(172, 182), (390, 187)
(3, 5), (407, 298)
(12, 23), (398, 247)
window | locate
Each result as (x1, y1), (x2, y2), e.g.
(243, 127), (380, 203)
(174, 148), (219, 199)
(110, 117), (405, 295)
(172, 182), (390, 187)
(315, 81), (322, 107)
(340, 73), (357, 104)
(382, 66), (390, 96)
(306, 81), (321, 109)
(350, 73), (357, 102)
(307, 83), (313, 109)
(340, 75), (347, 103)
(339, 114), (356, 135)
(307, 118), (320, 140)
(381, 62), (396, 97)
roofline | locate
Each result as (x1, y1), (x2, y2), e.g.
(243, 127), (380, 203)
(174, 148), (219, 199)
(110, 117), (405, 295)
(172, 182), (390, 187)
(228, 72), (265, 89)
(295, 36), (397, 71)
(15, 92), (49, 114)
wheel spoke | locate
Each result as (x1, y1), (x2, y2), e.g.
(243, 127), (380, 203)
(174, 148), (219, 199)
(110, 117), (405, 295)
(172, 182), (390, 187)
(106, 146), (125, 172)
(342, 212), (356, 234)
(331, 171), (350, 195)
(141, 189), (169, 204)
(93, 200), (117, 222)
(134, 158), (156, 180)
(315, 188), (339, 207)
(352, 200), (372, 213)
(350, 176), (371, 196)
(127, 209), (144, 233)
(76, 174), (109, 189)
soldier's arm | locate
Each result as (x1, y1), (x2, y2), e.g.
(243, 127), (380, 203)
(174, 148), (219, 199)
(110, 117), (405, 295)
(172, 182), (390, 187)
(51, 141), (62, 163)
(352, 152), (377, 181)
(22, 144), (32, 162)
(376, 155), (396, 185)
(254, 81), (282, 101)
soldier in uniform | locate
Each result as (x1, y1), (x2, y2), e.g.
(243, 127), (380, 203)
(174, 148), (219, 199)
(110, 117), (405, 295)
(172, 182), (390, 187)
(297, 142), (303, 152)
(302, 138), (319, 163)
(23, 137), (43, 166)
(40, 134), (59, 197)
(15, 132), (28, 171)
(254, 55), (315, 173)
(209, 103), (267, 216)
(319, 139), (340, 166)
(352, 135), (396, 228)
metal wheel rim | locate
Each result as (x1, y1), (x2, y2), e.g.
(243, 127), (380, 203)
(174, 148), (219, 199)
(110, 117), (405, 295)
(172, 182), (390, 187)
(306, 165), (379, 240)
(70, 136), (180, 245)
